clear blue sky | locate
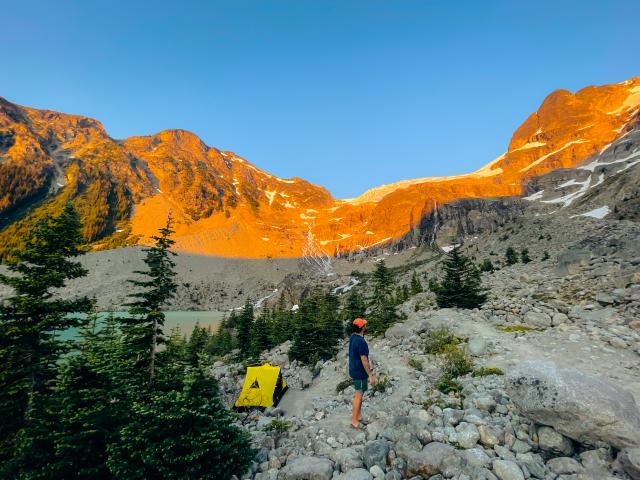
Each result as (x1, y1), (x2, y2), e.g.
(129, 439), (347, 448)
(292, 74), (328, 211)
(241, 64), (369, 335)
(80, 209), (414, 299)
(2, 1), (638, 198)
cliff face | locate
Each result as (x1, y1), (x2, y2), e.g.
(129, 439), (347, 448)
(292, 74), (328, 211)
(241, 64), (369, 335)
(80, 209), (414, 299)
(1, 78), (639, 259)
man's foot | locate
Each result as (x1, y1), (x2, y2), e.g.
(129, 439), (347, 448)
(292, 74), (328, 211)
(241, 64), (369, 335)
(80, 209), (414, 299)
(350, 422), (364, 430)
(357, 417), (368, 425)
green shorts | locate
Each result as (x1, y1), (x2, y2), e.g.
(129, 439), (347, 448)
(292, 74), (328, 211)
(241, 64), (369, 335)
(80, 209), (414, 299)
(353, 378), (368, 393)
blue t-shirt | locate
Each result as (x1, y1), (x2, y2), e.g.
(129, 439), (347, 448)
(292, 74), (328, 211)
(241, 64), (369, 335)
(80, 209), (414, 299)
(349, 334), (370, 380)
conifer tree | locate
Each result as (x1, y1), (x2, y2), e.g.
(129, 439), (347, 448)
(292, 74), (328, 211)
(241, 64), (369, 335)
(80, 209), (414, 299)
(410, 271), (423, 295)
(107, 366), (254, 480)
(0, 203), (93, 464)
(268, 297), (293, 346)
(317, 291), (342, 359)
(505, 246), (519, 265)
(164, 325), (187, 363)
(122, 215), (178, 383)
(368, 260), (399, 335)
(479, 258), (495, 272)
(341, 288), (367, 334)
(249, 308), (271, 358)
(521, 248), (532, 264)
(288, 294), (319, 365)
(186, 323), (209, 366)
(236, 302), (254, 358)
(430, 247), (487, 309)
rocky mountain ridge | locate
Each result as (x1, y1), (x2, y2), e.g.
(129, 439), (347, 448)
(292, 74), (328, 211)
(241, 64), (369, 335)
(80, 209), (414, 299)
(1, 77), (639, 259)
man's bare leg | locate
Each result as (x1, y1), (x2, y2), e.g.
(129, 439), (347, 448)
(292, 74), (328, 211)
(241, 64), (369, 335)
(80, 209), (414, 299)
(351, 391), (363, 427)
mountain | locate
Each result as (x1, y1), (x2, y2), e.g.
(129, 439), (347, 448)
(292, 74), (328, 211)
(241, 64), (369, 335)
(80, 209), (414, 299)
(1, 78), (639, 259)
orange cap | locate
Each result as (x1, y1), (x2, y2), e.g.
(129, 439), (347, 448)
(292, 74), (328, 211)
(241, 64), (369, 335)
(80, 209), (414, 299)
(352, 318), (367, 328)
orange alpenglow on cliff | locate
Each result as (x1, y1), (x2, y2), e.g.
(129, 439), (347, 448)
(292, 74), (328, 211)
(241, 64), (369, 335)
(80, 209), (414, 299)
(0, 78), (639, 258)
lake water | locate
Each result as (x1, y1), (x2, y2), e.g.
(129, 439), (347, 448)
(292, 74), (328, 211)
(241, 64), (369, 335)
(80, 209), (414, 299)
(63, 311), (226, 339)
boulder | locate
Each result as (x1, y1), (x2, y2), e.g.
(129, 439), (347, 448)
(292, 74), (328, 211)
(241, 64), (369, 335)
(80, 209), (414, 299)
(455, 422), (480, 448)
(537, 426), (574, 456)
(492, 459), (524, 480)
(331, 447), (363, 472)
(505, 361), (640, 449)
(385, 323), (411, 340)
(404, 442), (456, 477)
(555, 249), (590, 276)
(478, 425), (501, 447)
(278, 456), (334, 480)
(523, 311), (551, 328)
(546, 457), (583, 475)
(363, 440), (391, 470)
(618, 448), (640, 480)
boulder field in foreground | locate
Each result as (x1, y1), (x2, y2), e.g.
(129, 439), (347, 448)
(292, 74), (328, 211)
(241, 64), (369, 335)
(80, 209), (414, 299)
(505, 360), (640, 449)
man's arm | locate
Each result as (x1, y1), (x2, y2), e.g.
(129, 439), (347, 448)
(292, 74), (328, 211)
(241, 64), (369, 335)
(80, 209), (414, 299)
(360, 355), (375, 385)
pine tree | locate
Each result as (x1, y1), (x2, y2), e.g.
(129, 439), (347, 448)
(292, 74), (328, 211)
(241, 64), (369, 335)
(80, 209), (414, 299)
(479, 258), (494, 273)
(288, 294), (319, 365)
(249, 309), (271, 358)
(268, 297), (293, 346)
(410, 271), (423, 295)
(0, 203), (93, 465)
(505, 247), (519, 265)
(107, 366), (254, 480)
(521, 248), (532, 263)
(317, 291), (342, 360)
(186, 323), (209, 366)
(368, 260), (398, 335)
(236, 302), (254, 358)
(340, 289), (367, 335)
(430, 247), (487, 309)
(122, 215), (178, 383)
(164, 325), (187, 363)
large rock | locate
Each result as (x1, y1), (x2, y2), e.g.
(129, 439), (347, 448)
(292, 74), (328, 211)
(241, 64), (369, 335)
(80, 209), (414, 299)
(537, 426), (574, 456)
(363, 440), (391, 470)
(385, 323), (411, 340)
(492, 459), (525, 480)
(278, 456), (334, 480)
(523, 311), (551, 328)
(330, 447), (363, 472)
(618, 448), (640, 480)
(404, 442), (456, 477)
(506, 361), (640, 449)
(555, 249), (590, 276)
(455, 422), (480, 448)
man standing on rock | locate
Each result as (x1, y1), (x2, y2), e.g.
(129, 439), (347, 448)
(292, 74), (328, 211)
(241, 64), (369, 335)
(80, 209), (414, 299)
(349, 318), (375, 429)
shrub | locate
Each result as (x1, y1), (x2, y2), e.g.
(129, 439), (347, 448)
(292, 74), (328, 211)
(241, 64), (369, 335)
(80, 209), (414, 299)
(372, 376), (390, 394)
(505, 247), (518, 265)
(408, 358), (424, 371)
(263, 419), (291, 436)
(521, 248), (532, 263)
(424, 328), (460, 354)
(441, 346), (473, 378)
(436, 374), (463, 394)
(497, 325), (542, 333)
(336, 378), (352, 394)
(542, 250), (550, 261)
(472, 366), (504, 377)
(479, 259), (494, 273)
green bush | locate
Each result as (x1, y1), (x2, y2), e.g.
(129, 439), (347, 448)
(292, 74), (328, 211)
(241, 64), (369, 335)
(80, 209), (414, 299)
(424, 328), (460, 354)
(263, 419), (291, 436)
(441, 346), (473, 377)
(472, 366), (504, 377)
(436, 374), (463, 394)
(336, 378), (352, 394)
(497, 325), (542, 333)
(478, 259), (494, 273)
(372, 376), (390, 394)
(408, 358), (423, 371)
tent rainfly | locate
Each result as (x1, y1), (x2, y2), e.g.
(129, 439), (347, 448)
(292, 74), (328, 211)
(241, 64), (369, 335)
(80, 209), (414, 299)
(234, 363), (288, 409)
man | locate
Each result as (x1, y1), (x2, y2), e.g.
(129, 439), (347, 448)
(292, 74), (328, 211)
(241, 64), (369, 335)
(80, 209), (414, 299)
(348, 317), (375, 429)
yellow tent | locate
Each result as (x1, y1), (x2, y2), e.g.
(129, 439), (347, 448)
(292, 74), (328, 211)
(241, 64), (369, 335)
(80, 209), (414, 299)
(234, 363), (288, 409)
